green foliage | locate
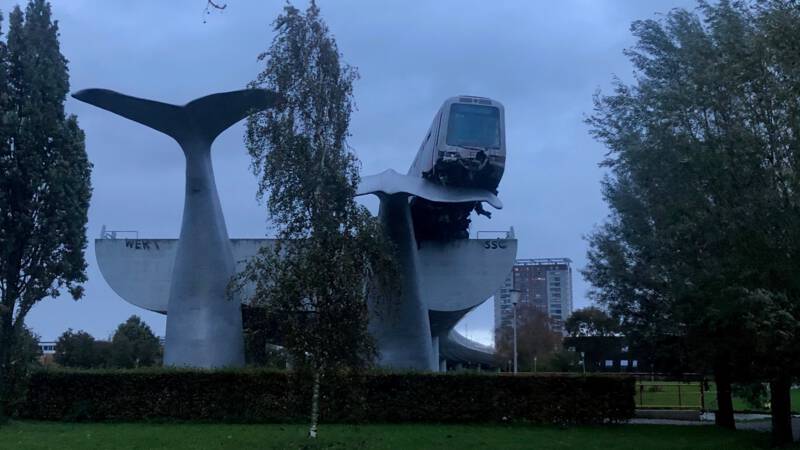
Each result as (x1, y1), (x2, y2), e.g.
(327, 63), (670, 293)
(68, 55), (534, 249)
(565, 307), (618, 338)
(13, 325), (42, 369)
(54, 329), (103, 369)
(109, 315), (161, 369)
(731, 382), (769, 411)
(21, 370), (634, 425)
(54, 318), (162, 370)
(496, 305), (562, 372)
(241, 4), (398, 435)
(0, 0), (91, 419)
(543, 349), (582, 373)
(584, 1), (800, 439)
(240, 1), (394, 373)
(584, 0), (800, 381)
(241, 305), (286, 368)
(0, 325), (41, 416)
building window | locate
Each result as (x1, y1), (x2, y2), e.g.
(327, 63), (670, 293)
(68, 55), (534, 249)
(632, 360), (638, 368)
(621, 360), (629, 367)
(604, 360), (613, 368)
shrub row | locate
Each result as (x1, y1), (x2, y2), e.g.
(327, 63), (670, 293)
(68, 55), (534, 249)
(22, 370), (634, 424)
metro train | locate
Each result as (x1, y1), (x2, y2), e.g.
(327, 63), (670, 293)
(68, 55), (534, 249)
(408, 95), (506, 192)
(408, 96), (507, 241)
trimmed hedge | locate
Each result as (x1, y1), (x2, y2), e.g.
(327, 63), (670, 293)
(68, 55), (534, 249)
(22, 370), (634, 424)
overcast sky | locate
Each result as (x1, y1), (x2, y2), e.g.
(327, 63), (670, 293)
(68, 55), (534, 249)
(10, 0), (696, 345)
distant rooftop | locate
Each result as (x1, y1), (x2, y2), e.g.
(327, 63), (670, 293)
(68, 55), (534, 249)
(515, 258), (572, 266)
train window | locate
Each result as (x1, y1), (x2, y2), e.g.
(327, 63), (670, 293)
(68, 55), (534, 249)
(446, 104), (500, 149)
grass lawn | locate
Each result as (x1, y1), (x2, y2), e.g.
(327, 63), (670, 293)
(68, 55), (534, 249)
(636, 382), (800, 412)
(0, 421), (790, 450)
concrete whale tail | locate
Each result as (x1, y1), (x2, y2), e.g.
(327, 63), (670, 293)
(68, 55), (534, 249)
(72, 88), (280, 147)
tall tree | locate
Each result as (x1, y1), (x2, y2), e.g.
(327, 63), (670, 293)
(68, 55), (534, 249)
(238, 1), (394, 439)
(53, 329), (102, 369)
(0, 0), (91, 419)
(585, 1), (800, 443)
(109, 315), (161, 368)
(496, 305), (561, 372)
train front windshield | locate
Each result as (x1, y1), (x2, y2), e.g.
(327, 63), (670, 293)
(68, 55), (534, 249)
(446, 103), (501, 149)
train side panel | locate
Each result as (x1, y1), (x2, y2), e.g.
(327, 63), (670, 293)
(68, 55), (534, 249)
(408, 105), (444, 178)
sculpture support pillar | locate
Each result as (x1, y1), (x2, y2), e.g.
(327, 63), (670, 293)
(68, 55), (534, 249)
(164, 142), (244, 367)
(431, 335), (440, 371)
(369, 193), (435, 370)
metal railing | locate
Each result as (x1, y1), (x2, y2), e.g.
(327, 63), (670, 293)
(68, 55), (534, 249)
(476, 230), (513, 239)
(99, 225), (138, 240)
(636, 382), (706, 410)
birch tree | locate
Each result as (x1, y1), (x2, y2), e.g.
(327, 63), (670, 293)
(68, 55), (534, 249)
(239, 1), (394, 438)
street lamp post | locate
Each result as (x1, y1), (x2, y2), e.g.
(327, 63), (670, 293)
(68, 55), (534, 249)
(510, 289), (521, 374)
(580, 352), (586, 375)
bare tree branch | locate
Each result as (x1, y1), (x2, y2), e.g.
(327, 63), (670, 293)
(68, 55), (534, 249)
(206, 1), (227, 10)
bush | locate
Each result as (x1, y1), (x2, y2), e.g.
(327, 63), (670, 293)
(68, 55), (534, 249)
(22, 369), (634, 425)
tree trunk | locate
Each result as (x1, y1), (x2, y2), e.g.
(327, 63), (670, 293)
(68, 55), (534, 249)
(308, 369), (321, 438)
(714, 370), (736, 430)
(1, 260), (24, 424)
(770, 374), (793, 447)
(0, 306), (18, 424)
(0, 339), (8, 423)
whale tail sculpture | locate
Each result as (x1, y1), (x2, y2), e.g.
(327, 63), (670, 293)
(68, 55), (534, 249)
(353, 170), (507, 370)
(72, 88), (279, 147)
(74, 88), (280, 368)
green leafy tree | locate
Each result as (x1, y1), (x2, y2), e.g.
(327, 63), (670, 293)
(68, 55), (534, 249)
(564, 306), (618, 338)
(496, 305), (562, 372)
(109, 315), (161, 368)
(585, 1), (800, 443)
(238, 1), (394, 439)
(546, 349), (581, 372)
(0, 325), (41, 415)
(53, 329), (102, 369)
(0, 0), (91, 419)
(93, 340), (112, 367)
(241, 305), (287, 368)
(12, 326), (41, 369)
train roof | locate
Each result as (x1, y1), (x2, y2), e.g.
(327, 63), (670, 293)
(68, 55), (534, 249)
(446, 95), (504, 107)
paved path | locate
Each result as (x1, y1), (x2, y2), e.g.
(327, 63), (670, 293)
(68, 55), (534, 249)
(630, 416), (800, 441)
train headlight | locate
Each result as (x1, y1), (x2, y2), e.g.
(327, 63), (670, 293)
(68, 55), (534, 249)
(443, 152), (459, 162)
